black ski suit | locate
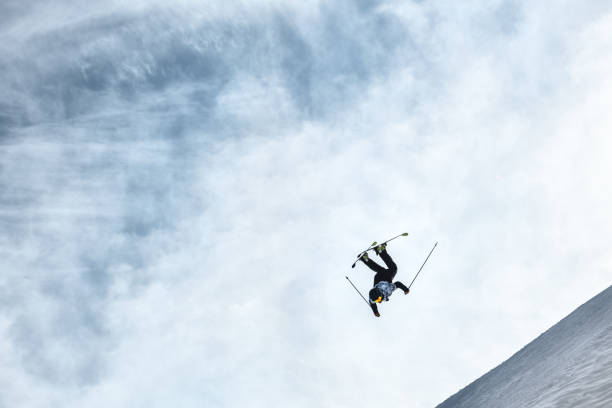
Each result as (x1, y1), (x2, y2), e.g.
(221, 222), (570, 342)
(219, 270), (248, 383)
(363, 249), (409, 316)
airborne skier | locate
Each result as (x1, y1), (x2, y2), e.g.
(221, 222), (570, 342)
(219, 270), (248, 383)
(359, 243), (410, 317)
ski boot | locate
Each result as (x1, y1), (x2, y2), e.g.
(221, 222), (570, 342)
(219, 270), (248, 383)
(358, 252), (369, 263)
(374, 243), (387, 255)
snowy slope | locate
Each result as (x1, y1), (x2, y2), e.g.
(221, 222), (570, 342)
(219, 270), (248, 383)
(437, 285), (612, 408)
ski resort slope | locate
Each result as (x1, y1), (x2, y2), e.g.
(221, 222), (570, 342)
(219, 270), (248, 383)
(437, 286), (612, 408)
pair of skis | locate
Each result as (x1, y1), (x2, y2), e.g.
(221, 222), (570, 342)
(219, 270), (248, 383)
(350, 232), (409, 268)
(346, 232), (438, 308)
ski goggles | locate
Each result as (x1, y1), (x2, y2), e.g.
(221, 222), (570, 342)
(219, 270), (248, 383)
(373, 296), (382, 303)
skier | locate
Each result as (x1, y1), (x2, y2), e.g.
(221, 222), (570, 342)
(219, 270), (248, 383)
(359, 243), (410, 317)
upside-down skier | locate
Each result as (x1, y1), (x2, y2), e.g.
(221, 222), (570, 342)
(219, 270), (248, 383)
(358, 243), (410, 317)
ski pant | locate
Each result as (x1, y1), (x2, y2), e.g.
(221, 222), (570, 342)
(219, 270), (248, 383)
(364, 249), (398, 285)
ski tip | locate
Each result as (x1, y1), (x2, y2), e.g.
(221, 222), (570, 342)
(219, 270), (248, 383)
(402, 232), (409, 236)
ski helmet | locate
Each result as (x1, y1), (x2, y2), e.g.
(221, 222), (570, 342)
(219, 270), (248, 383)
(369, 288), (383, 303)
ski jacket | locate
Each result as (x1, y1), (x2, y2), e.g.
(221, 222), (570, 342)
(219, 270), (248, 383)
(369, 280), (409, 316)
(373, 281), (396, 301)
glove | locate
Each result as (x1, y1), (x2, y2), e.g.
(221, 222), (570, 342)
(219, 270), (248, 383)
(404, 288), (410, 295)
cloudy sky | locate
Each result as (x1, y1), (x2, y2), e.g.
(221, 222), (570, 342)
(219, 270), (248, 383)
(1, 1), (611, 407)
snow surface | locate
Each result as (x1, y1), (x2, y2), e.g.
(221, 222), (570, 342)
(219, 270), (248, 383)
(437, 285), (612, 408)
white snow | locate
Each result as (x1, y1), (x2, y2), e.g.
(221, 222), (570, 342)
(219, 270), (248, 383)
(437, 285), (612, 408)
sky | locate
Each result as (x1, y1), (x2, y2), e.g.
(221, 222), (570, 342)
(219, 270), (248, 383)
(1, 1), (611, 407)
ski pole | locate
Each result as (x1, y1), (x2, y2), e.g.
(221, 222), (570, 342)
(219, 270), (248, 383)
(345, 276), (370, 307)
(408, 242), (438, 289)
